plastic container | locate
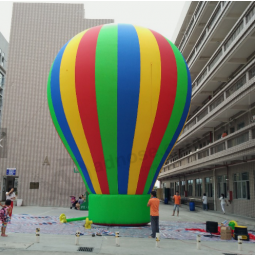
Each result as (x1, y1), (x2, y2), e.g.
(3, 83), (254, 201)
(164, 198), (168, 204)
(189, 201), (195, 211)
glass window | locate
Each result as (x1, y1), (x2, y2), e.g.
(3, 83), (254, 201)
(205, 177), (214, 197)
(237, 122), (245, 130)
(175, 181), (179, 193)
(249, 65), (255, 79)
(180, 181), (186, 196)
(195, 178), (202, 197)
(233, 172), (250, 199)
(187, 180), (193, 196)
(217, 175), (227, 198)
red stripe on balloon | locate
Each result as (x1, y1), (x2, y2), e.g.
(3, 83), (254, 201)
(136, 30), (177, 194)
(75, 25), (110, 194)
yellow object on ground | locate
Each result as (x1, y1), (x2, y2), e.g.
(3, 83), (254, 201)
(85, 218), (93, 229)
(59, 214), (67, 223)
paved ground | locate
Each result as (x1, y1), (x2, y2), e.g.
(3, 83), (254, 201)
(1, 203), (255, 255)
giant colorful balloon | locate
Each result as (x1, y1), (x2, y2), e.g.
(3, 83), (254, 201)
(47, 24), (191, 225)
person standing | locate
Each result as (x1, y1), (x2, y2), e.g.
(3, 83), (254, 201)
(202, 193), (208, 211)
(219, 194), (228, 214)
(147, 190), (160, 238)
(172, 191), (181, 216)
(0, 200), (12, 237)
(6, 188), (16, 218)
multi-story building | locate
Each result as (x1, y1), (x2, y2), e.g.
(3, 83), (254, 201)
(0, 3), (113, 206)
(0, 32), (8, 128)
(159, 1), (255, 217)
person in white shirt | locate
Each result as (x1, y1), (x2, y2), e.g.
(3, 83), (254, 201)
(202, 193), (208, 211)
(219, 193), (228, 214)
(6, 188), (16, 218)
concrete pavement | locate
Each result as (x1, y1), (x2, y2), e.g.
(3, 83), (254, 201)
(0, 203), (255, 255)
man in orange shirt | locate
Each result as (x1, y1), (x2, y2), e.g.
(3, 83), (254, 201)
(147, 190), (160, 238)
(172, 191), (181, 216)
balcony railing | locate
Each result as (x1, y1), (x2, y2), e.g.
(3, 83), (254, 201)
(208, 49), (223, 71)
(163, 123), (255, 173)
(211, 142), (225, 155)
(182, 60), (255, 135)
(207, 4), (221, 32)
(210, 94), (224, 111)
(179, 1), (207, 52)
(226, 75), (246, 97)
(197, 108), (208, 122)
(246, 4), (255, 23)
(187, 1), (231, 67)
(191, 2), (255, 95)
(227, 132), (249, 148)
(225, 21), (244, 51)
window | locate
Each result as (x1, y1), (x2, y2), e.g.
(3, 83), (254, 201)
(170, 182), (174, 196)
(30, 182), (39, 189)
(180, 181), (186, 196)
(230, 127), (235, 134)
(187, 180), (193, 196)
(233, 172), (250, 199)
(175, 181), (179, 193)
(205, 177), (214, 197)
(237, 122), (245, 130)
(217, 175), (227, 198)
(195, 179), (202, 197)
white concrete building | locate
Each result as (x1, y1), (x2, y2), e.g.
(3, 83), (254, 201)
(159, 1), (255, 217)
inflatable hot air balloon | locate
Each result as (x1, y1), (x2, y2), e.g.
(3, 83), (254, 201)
(47, 24), (191, 225)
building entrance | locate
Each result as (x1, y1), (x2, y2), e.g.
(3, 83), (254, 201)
(1, 176), (18, 201)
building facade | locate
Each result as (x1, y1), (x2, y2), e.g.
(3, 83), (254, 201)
(0, 3), (113, 206)
(0, 32), (8, 128)
(159, 1), (255, 217)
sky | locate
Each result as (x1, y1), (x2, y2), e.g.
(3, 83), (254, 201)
(0, 1), (189, 43)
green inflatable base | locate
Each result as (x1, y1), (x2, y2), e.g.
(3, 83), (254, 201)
(89, 194), (150, 226)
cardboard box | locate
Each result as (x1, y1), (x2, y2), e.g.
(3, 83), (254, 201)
(221, 227), (232, 240)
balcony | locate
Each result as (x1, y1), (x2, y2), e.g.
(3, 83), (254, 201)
(178, 1), (218, 59)
(187, 2), (251, 82)
(191, 2), (255, 106)
(160, 122), (255, 177)
(180, 59), (255, 140)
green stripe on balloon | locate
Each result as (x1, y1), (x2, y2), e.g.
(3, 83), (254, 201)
(143, 40), (188, 194)
(95, 24), (118, 194)
(47, 65), (91, 193)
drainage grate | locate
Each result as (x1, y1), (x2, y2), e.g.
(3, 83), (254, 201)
(77, 247), (94, 252)
(223, 253), (238, 255)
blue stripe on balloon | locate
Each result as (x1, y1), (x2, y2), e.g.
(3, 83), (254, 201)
(148, 58), (192, 193)
(50, 43), (95, 194)
(117, 24), (140, 194)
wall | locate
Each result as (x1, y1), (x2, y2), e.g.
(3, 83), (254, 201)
(0, 3), (113, 206)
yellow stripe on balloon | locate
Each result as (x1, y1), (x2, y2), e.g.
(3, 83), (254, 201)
(59, 31), (102, 194)
(127, 27), (161, 194)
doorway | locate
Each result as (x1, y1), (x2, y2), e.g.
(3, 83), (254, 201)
(2, 176), (18, 201)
